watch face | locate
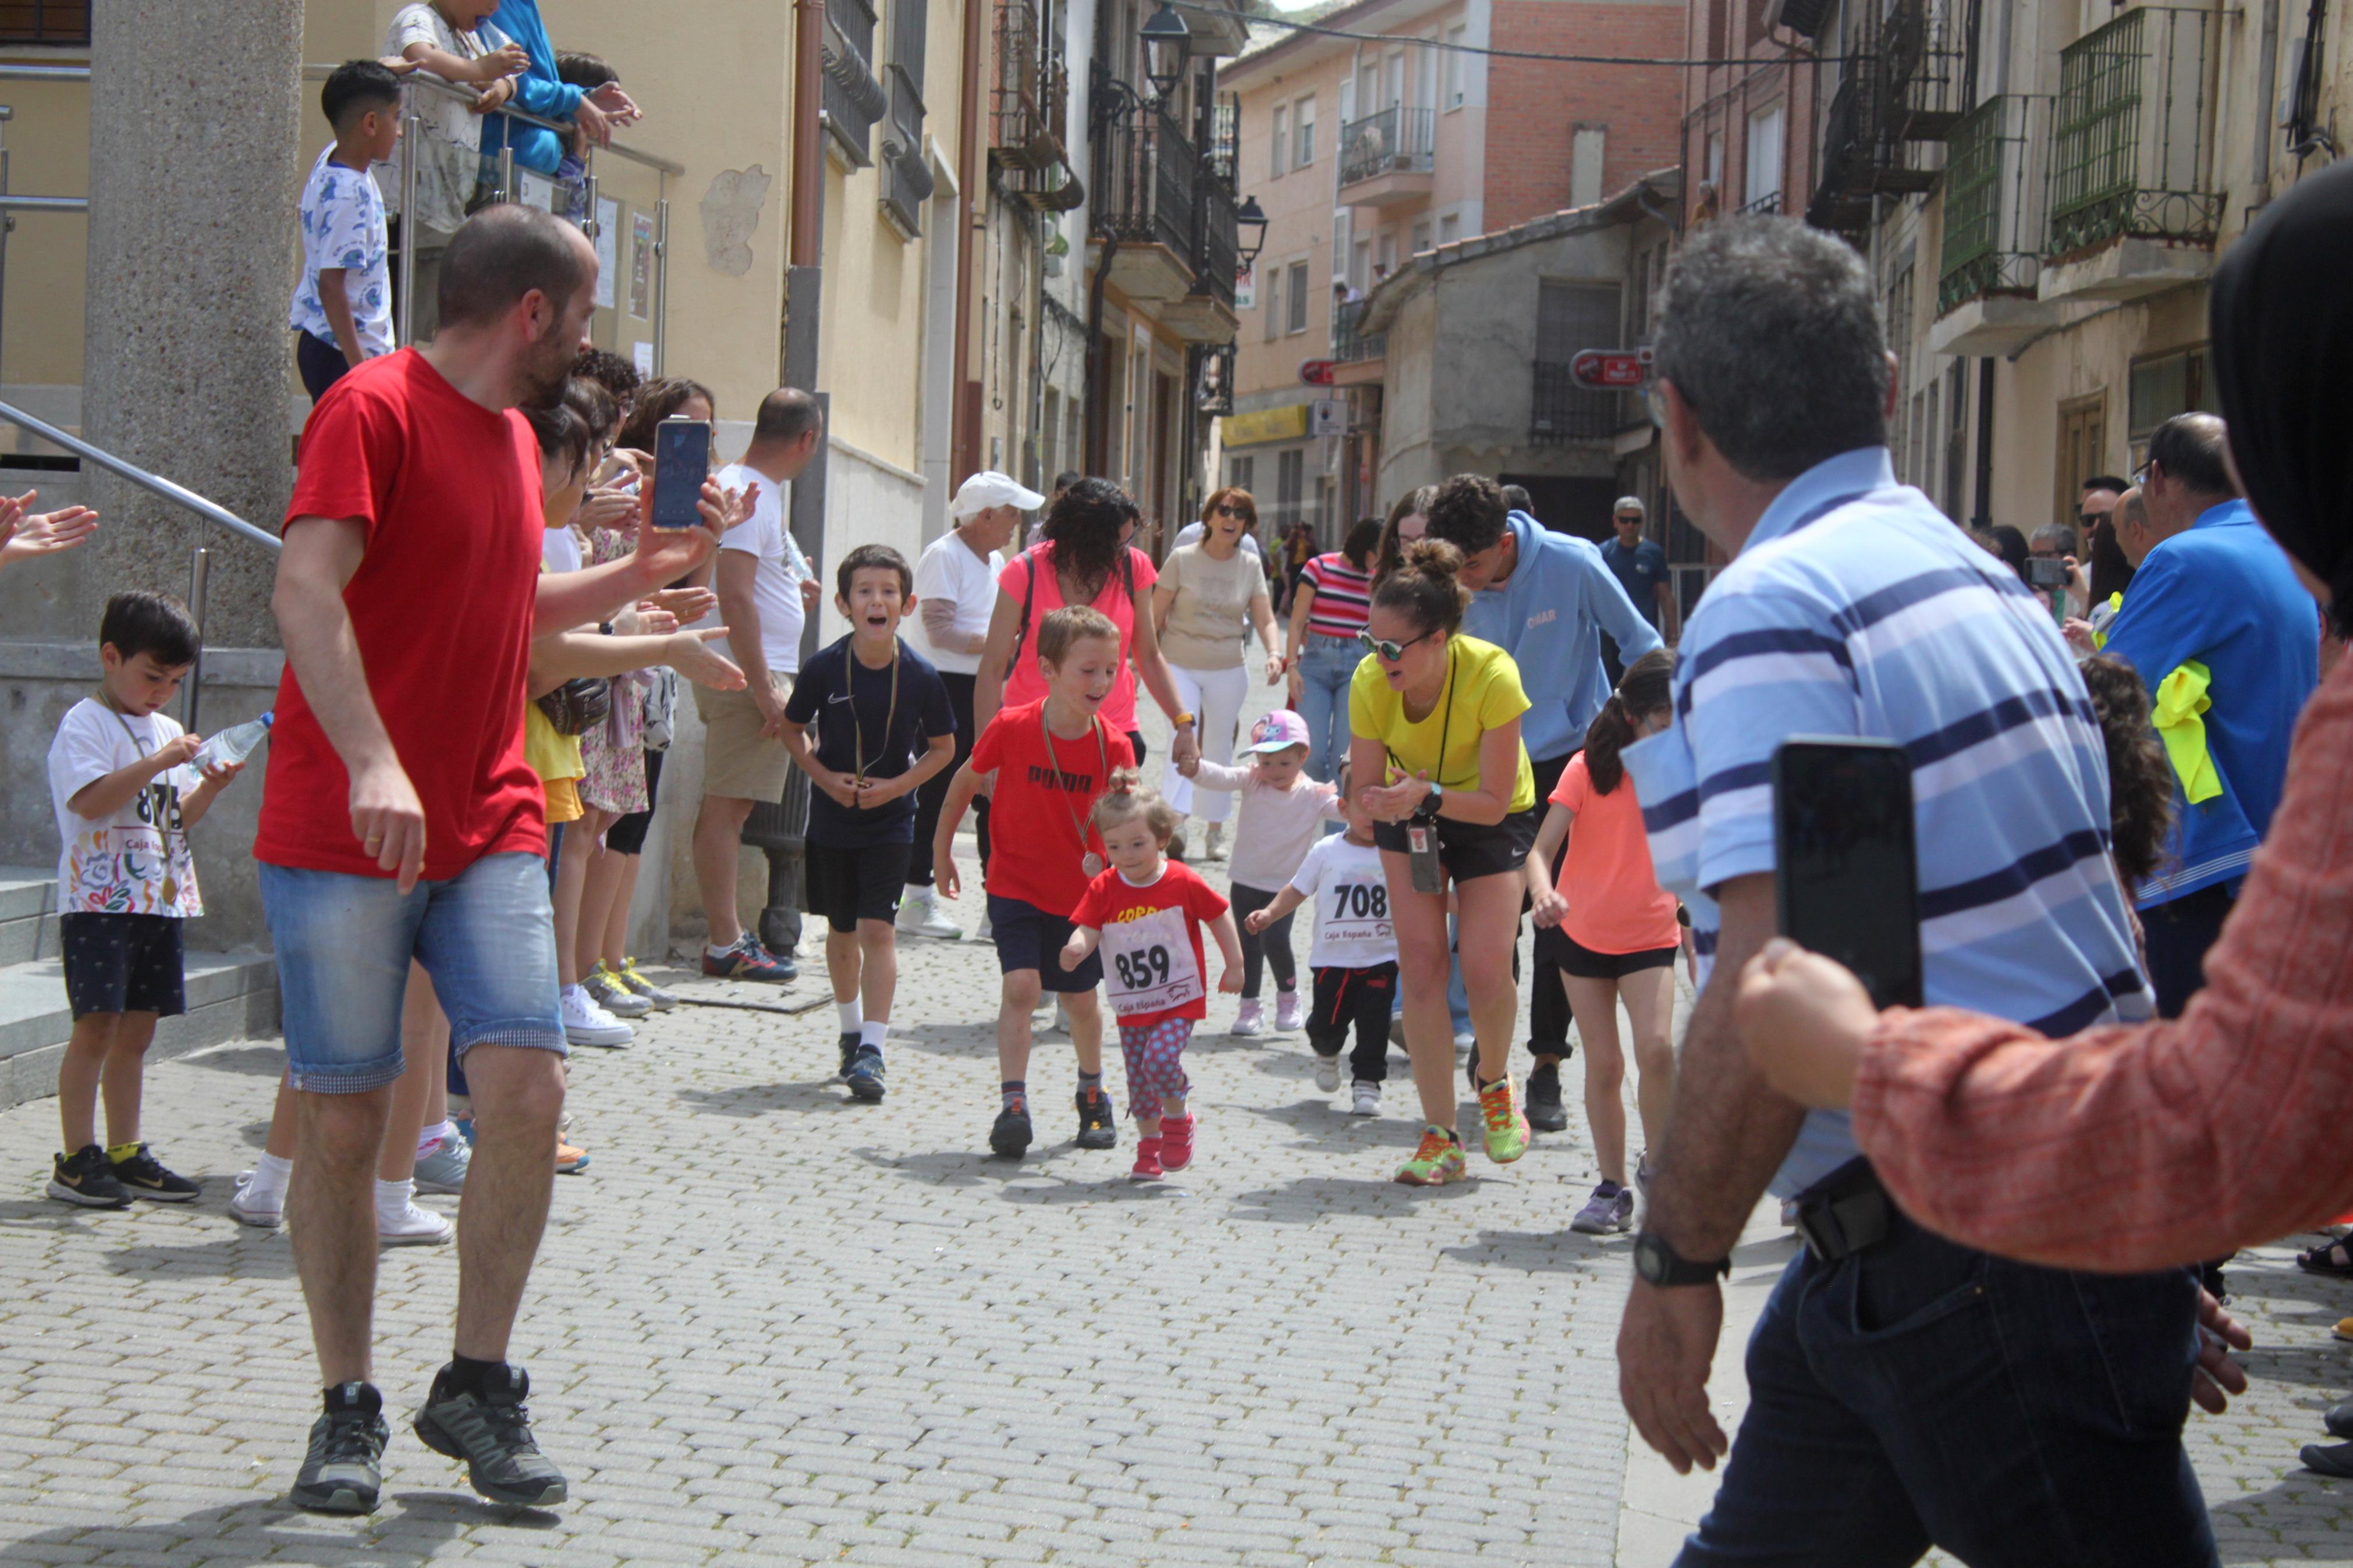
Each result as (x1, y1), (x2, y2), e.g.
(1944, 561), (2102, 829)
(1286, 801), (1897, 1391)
(1634, 1232), (1667, 1284)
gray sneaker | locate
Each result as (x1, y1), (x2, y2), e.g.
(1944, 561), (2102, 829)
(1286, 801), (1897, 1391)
(413, 1364), (568, 1507)
(413, 1133), (471, 1194)
(1570, 1182), (1635, 1235)
(290, 1384), (388, 1513)
(581, 969), (652, 1019)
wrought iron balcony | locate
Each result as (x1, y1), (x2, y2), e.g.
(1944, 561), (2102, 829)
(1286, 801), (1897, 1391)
(992, 0), (1069, 172)
(1334, 301), (1384, 363)
(2048, 6), (2221, 257)
(1094, 90), (1197, 257)
(1338, 105), (1436, 189)
(1529, 362), (1625, 446)
(1939, 95), (2050, 312)
(1880, 0), (1970, 141)
(822, 0), (888, 168)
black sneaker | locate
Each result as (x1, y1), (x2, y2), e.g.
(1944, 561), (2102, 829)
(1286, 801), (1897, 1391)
(1525, 1062), (1569, 1133)
(413, 1364), (569, 1507)
(989, 1098), (1033, 1158)
(109, 1143), (201, 1201)
(1075, 1089), (1117, 1150)
(834, 1032), (859, 1083)
(845, 1046), (886, 1103)
(291, 1384), (388, 1514)
(47, 1144), (132, 1208)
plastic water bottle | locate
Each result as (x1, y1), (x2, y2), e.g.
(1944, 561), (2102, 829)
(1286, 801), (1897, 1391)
(194, 712), (272, 773)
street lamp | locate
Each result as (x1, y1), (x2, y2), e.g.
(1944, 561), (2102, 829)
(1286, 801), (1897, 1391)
(1236, 195), (1269, 268)
(1141, 1), (1192, 98)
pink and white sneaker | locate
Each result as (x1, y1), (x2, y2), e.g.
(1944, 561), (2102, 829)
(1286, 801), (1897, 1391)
(1275, 990), (1304, 1032)
(1159, 1114), (1197, 1172)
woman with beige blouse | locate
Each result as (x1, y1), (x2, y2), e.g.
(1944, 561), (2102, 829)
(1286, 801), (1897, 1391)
(1153, 487), (1283, 859)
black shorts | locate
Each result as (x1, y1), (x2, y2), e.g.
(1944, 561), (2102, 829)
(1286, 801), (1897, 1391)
(604, 749), (663, 856)
(1371, 806), (1539, 885)
(986, 894), (1104, 993)
(59, 912), (187, 1019)
(803, 840), (912, 933)
(1553, 931), (1678, 981)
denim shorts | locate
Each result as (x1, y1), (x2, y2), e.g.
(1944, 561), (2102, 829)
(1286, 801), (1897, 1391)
(261, 851), (566, 1094)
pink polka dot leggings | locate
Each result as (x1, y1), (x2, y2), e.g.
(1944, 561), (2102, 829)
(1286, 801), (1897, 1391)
(1118, 1017), (1193, 1119)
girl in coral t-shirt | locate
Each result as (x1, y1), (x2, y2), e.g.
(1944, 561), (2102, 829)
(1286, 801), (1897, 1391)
(1525, 649), (1691, 1237)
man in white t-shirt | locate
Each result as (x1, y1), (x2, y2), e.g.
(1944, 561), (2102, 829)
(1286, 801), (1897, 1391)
(901, 470), (1041, 938)
(694, 387), (823, 982)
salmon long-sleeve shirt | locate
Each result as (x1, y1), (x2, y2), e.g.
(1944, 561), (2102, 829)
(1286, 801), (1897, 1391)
(1851, 653), (2353, 1272)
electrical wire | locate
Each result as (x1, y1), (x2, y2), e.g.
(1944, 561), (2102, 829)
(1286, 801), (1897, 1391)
(1181, 0), (1847, 70)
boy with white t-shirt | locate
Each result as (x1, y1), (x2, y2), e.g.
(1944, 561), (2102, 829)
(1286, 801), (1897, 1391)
(1243, 773), (1397, 1115)
(691, 389), (821, 983)
(45, 592), (252, 1207)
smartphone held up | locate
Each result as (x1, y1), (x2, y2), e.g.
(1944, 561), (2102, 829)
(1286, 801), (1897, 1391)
(649, 417), (712, 530)
(1770, 737), (1923, 1010)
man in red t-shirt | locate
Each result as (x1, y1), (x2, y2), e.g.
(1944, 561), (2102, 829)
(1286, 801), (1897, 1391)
(261, 206), (729, 1516)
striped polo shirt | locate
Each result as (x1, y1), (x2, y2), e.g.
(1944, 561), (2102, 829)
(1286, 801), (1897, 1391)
(1622, 448), (2150, 1197)
(1298, 552), (1372, 639)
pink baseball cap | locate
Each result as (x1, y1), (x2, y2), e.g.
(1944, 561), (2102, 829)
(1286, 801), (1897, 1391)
(1241, 709), (1311, 755)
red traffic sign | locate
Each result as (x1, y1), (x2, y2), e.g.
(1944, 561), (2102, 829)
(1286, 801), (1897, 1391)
(1570, 348), (1652, 389)
(1299, 359), (1337, 386)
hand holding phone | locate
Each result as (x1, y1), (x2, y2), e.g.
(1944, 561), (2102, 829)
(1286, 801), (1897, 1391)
(649, 418), (712, 531)
(1771, 738), (1922, 1009)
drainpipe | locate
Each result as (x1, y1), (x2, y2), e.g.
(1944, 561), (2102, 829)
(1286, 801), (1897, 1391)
(2253, 0), (2280, 191)
(1971, 356), (1994, 529)
(952, 0), (988, 485)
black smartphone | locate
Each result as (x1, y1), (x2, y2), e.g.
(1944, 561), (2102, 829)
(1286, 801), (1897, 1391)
(1772, 737), (1923, 1009)
(648, 417), (712, 530)
(2024, 556), (2070, 591)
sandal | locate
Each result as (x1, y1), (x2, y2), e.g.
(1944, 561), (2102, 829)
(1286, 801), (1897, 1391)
(2297, 1239), (2353, 1277)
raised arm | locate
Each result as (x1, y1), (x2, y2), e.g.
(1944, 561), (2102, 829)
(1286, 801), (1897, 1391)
(273, 516), (425, 890)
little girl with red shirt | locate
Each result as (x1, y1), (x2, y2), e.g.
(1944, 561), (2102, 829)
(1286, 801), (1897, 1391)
(1525, 649), (1692, 1236)
(1060, 773), (1244, 1181)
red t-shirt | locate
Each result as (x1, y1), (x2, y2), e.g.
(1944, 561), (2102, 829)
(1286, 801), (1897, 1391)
(1070, 859), (1230, 1026)
(257, 349), (549, 881)
(1549, 753), (1681, 954)
(968, 698), (1137, 916)
(998, 542), (1159, 733)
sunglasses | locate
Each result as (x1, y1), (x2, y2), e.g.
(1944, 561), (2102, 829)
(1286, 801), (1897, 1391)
(1357, 626), (1439, 662)
(1213, 503), (1245, 517)
(2075, 511), (2102, 525)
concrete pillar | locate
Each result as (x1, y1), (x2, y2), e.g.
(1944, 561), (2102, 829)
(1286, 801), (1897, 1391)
(80, 1), (304, 648)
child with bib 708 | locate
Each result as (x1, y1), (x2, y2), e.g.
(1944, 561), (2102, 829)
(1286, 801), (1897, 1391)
(1060, 773), (1243, 1181)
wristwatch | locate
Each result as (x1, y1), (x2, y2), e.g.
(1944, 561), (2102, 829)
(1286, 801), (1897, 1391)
(1634, 1231), (1731, 1288)
(1415, 780), (1443, 819)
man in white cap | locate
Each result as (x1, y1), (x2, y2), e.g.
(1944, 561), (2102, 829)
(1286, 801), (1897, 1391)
(902, 470), (1044, 938)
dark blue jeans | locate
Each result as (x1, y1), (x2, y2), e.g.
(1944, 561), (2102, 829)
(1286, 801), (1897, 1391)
(1680, 1201), (2216, 1567)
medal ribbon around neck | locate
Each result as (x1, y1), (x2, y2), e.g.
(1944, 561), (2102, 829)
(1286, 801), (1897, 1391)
(849, 640), (902, 786)
(1039, 705), (1112, 878)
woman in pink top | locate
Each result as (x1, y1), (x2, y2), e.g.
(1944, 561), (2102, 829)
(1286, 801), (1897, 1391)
(1525, 650), (1691, 1236)
(974, 477), (1199, 773)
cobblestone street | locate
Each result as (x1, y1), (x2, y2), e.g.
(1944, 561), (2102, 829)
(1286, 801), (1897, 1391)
(2, 691), (2350, 1564)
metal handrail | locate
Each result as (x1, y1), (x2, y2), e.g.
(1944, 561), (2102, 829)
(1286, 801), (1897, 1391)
(297, 62), (684, 176)
(0, 65), (89, 82)
(0, 397), (281, 552)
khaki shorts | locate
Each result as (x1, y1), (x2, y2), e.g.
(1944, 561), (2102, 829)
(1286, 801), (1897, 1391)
(696, 671), (793, 802)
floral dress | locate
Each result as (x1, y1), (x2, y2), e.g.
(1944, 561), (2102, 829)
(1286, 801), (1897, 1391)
(578, 527), (651, 815)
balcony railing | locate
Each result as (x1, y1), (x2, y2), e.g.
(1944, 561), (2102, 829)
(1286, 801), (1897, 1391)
(1737, 190), (1783, 215)
(1880, 0), (1971, 140)
(991, 0), (1068, 171)
(822, 0), (888, 168)
(1529, 363), (1626, 445)
(1337, 105), (1436, 188)
(1334, 300), (1385, 362)
(1094, 87), (1198, 257)
(2048, 6), (2220, 255)
(1939, 94), (2050, 312)
(1199, 176), (1238, 307)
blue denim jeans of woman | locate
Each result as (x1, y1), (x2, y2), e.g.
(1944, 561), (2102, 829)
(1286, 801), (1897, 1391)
(1294, 633), (1360, 784)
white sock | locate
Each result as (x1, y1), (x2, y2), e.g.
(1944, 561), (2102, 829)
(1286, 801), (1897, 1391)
(837, 1000), (863, 1034)
(416, 1120), (456, 1157)
(859, 1019), (889, 1051)
(247, 1151), (293, 1200)
(706, 940), (736, 959)
(374, 1176), (414, 1224)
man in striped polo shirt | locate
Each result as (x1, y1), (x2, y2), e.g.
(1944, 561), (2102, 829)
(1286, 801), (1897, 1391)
(1616, 218), (2217, 1565)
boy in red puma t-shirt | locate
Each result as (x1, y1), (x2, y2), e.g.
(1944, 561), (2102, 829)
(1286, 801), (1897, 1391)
(931, 606), (1134, 1159)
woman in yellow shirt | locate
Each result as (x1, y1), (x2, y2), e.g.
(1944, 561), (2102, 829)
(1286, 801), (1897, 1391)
(1348, 538), (1538, 1186)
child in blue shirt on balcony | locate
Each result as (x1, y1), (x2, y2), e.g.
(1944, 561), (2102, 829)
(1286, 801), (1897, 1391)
(291, 61), (401, 402)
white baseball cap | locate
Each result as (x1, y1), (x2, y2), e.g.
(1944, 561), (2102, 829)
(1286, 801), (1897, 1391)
(952, 471), (1048, 519)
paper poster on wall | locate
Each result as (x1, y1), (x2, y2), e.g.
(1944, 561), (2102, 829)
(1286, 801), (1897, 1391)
(594, 198), (619, 310)
(1235, 262), (1255, 311)
(632, 341), (654, 376)
(629, 212), (655, 320)
(519, 170), (555, 212)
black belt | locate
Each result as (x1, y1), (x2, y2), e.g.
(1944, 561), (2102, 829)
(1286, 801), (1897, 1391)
(1791, 1157), (1893, 1264)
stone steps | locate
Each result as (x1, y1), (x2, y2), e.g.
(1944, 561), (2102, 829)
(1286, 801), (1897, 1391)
(0, 867), (279, 1111)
